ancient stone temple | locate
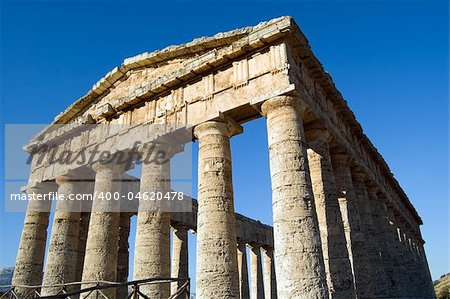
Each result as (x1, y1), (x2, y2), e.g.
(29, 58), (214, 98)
(11, 16), (435, 299)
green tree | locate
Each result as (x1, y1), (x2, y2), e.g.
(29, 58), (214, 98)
(438, 285), (450, 299)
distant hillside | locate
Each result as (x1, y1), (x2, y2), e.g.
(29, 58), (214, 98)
(0, 267), (14, 294)
(435, 273), (450, 299)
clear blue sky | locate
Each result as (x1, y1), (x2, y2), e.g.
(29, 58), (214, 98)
(1, 0), (448, 284)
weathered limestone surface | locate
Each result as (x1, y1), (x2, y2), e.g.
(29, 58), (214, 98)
(377, 200), (402, 297)
(171, 226), (189, 295)
(116, 213), (131, 299)
(351, 171), (376, 297)
(262, 247), (277, 299)
(75, 211), (91, 285)
(250, 245), (265, 299)
(237, 241), (250, 299)
(366, 186), (389, 297)
(81, 163), (124, 299)
(418, 244), (436, 298)
(11, 185), (55, 297)
(194, 120), (241, 299)
(169, 198), (274, 249)
(14, 16), (436, 299)
(261, 95), (328, 299)
(133, 148), (171, 298)
(41, 178), (84, 295)
(306, 127), (355, 299)
(401, 232), (417, 296)
(387, 206), (409, 297)
(331, 153), (367, 297)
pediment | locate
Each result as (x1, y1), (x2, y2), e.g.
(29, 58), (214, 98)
(52, 16), (294, 126)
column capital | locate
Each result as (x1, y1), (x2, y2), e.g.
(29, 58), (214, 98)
(304, 122), (331, 143)
(330, 145), (353, 163)
(137, 140), (183, 159)
(331, 152), (351, 163)
(22, 181), (58, 194)
(367, 184), (379, 197)
(171, 224), (190, 232)
(248, 242), (261, 250)
(352, 168), (367, 181)
(260, 95), (306, 117)
(91, 159), (129, 173)
(194, 118), (242, 140)
(262, 245), (274, 252)
(55, 174), (79, 185)
(237, 238), (247, 246)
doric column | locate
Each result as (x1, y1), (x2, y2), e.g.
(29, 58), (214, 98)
(405, 234), (420, 297)
(262, 247), (276, 299)
(261, 95), (328, 298)
(75, 211), (91, 283)
(371, 194), (400, 297)
(73, 193), (93, 298)
(417, 243), (436, 298)
(133, 144), (172, 298)
(117, 212), (131, 299)
(398, 222), (416, 297)
(171, 225), (189, 296)
(81, 162), (125, 299)
(350, 170), (375, 297)
(384, 203), (431, 298)
(42, 176), (84, 295)
(331, 153), (365, 296)
(386, 205), (404, 297)
(250, 245), (264, 299)
(194, 120), (241, 299)
(12, 183), (56, 297)
(366, 185), (389, 297)
(305, 126), (355, 298)
(237, 241), (250, 299)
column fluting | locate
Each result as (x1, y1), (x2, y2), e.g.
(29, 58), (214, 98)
(237, 241), (250, 299)
(133, 144), (172, 298)
(81, 162), (125, 299)
(261, 95), (328, 298)
(12, 184), (56, 297)
(262, 247), (277, 299)
(331, 153), (365, 296)
(171, 225), (189, 296)
(116, 212), (131, 299)
(42, 177), (85, 295)
(194, 120), (240, 299)
(250, 245), (264, 299)
(306, 127), (356, 299)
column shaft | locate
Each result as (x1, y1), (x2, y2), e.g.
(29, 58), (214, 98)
(237, 241), (250, 299)
(171, 226), (189, 296)
(250, 246), (264, 299)
(194, 120), (240, 299)
(351, 173), (376, 297)
(375, 198), (400, 297)
(366, 187), (389, 297)
(117, 212), (131, 299)
(75, 211), (90, 283)
(306, 131), (355, 299)
(42, 178), (84, 295)
(81, 163), (124, 299)
(385, 206), (404, 297)
(262, 248), (276, 299)
(12, 186), (54, 297)
(418, 244), (436, 298)
(331, 156), (365, 296)
(399, 226), (416, 296)
(261, 96), (328, 298)
(133, 147), (171, 298)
